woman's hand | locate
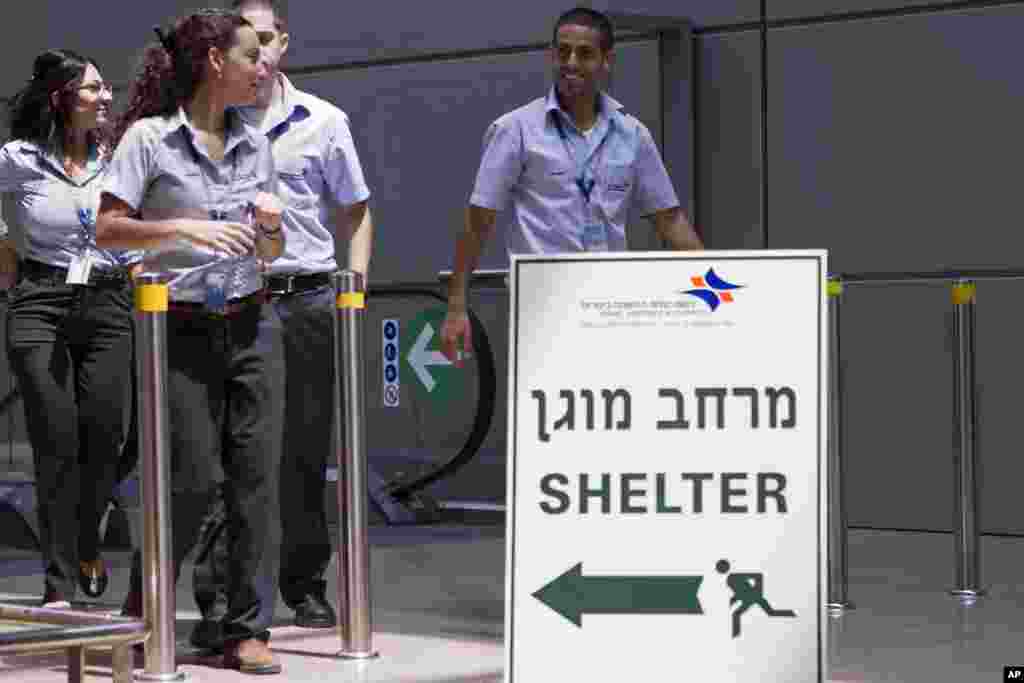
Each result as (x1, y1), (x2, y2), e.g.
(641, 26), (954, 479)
(176, 218), (255, 257)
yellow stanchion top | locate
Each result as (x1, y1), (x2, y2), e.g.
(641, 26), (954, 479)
(827, 280), (843, 297)
(336, 292), (366, 310)
(951, 282), (976, 306)
(135, 283), (169, 313)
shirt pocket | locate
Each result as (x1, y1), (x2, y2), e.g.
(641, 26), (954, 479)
(276, 157), (317, 211)
(600, 161), (634, 214)
(522, 146), (575, 200)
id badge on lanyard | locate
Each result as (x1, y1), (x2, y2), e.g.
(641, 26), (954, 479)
(555, 115), (610, 252)
(204, 209), (232, 313)
(67, 186), (100, 285)
(203, 204), (255, 313)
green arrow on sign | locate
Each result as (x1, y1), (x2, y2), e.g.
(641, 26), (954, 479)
(532, 563), (704, 628)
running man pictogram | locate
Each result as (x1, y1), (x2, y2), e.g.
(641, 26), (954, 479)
(716, 560), (796, 638)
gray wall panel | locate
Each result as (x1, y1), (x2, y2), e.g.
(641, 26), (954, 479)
(974, 281), (1024, 535)
(769, 5), (1024, 534)
(285, 0), (755, 69)
(769, 0), (966, 21)
(767, 6), (1024, 272)
(840, 284), (954, 531)
(696, 31), (763, 248)
(0, 1), (202, 95)
(0, 1), (753, 98)
(291, 41), (662, 281)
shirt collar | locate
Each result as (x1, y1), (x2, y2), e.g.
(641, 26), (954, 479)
(238, 74), (311, 136)
(544, 86), (623, 128)
(15, 139), (105, 185)
(165, 106), (259, 157)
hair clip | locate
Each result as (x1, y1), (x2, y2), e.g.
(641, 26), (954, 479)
(153, 26), (174, 54)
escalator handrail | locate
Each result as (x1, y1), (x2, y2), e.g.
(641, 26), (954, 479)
(366, 284), (498, 501)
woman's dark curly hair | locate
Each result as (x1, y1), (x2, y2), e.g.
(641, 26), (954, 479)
(114, 9), (252, 146)
(7, 49), (110, 156)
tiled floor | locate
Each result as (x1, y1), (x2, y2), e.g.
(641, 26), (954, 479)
(0, 526), (1022, 682)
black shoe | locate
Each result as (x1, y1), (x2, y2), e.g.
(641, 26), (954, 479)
(190, 596), (229, 653)
(189, 618), (226, 654)
(290, 593), (336, 629)
(78, 559), (109, 598)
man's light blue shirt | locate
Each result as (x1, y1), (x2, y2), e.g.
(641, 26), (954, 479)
(239, 75), (371, 276)
(470, 87), (680, 255)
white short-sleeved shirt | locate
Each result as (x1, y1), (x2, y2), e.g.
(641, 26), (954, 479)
(238, 75), (371, 276)
(102, 108), (275, 302)
(470, 88), (680, 255)
(0, 140), (141, 269)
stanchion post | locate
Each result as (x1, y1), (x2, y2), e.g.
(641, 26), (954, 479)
(950, 279), (985, 602)
(132, 273), (184, 681)
(826, 277), (853, 614)
(333, 270), (378, 660)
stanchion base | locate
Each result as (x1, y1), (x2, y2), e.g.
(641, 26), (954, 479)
(337, 650), (379, 660)
(949, 588), (986, 603)
(827, 601), (855, 615)
(132, 670), (187, 682)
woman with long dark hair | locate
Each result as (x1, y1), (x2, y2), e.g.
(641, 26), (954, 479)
(96, 9), (285, 674)
(0, 49), (140, 608)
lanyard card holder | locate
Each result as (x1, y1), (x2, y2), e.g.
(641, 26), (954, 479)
(204, 271), (228, 314)
(66, 251), (95, 284)
(582, 223), (609, 252)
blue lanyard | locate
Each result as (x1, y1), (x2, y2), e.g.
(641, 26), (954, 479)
(552, 113), (608, 204)
(77, 206), (125, 266)
(183, 127), (240, 221)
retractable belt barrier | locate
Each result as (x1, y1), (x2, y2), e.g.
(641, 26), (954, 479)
(444, 267), (995, 613)
(826, 269), (1019, 611)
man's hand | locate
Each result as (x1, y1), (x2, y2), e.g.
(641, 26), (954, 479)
(440, 309), (473, 368)
(0, 240), (18, 289)
(652, 206), (703, 251)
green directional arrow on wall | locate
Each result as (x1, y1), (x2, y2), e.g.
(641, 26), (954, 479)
(400, 306), (474, 405)
(532, 563), (704, 628)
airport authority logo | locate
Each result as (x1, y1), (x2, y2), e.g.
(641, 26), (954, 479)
(682, 268), (743, 312)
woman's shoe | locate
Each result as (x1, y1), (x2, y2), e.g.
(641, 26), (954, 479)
(79, 559), (109, 598)
(41, 587), (71, 609)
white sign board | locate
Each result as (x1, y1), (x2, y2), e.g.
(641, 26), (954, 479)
(505, 251), (828, 682)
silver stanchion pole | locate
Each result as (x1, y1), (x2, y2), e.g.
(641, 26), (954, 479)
(333, 270), (378, 660)
(949, 280), (985, 602)
(827, 277), (853, 614)
(132, 273), (184, 681)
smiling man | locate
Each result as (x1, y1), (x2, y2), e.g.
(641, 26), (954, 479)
(440, 6), (702, 362)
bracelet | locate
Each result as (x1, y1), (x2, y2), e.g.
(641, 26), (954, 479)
(257, 223), (282, 238)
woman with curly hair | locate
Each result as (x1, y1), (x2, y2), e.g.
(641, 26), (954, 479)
(96, 9), (285, 674)
(0, 49), (140, 608)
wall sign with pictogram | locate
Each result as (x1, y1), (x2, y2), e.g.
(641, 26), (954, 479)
(382, 319), (400, 407)
(507, 251), (828, 682)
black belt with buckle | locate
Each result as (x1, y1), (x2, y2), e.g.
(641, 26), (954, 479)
(167, 289), (269, 318)
(264, 271), (331, 296)
(19, 258), (130, 287)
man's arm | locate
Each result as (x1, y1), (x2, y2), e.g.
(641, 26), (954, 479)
(440, 205), (498, 364)
(651, 206), (703, 251)
(334, 200), (373, 277)
(0, 237), (17, 289)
